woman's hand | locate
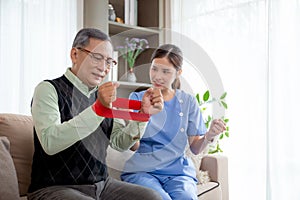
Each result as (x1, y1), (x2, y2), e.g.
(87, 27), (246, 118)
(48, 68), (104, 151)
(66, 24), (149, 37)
(206, 119), (226, 141)
(140, 88), (164, 115)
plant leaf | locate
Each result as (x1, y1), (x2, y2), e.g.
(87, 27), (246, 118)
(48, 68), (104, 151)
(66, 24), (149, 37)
(207, 115), (211, 122)
(224, 118), (229, 123)
(195, 93), (200, 104)
(219, 133), (224, 139)
(203, 90), (210, 102)
(225, 132), (229, 137)
(208, 149), (218, 154)
(220, 92), (227, 99)
(221, 101), (228, 109)
(205, 121), (209, 129)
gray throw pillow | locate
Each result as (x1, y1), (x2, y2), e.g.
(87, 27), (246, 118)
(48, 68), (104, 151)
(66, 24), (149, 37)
(0, 136), (20, 199)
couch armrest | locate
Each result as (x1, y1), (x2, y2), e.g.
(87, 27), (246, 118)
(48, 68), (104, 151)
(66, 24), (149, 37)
(200, 154), (228, 200)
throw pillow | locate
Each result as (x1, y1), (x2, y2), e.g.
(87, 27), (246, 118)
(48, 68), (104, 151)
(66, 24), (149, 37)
(197, 170), (211, 185)
(185, 144), (211, 184)
(0, 113), (34, 196)
(0, 136), (20, 199)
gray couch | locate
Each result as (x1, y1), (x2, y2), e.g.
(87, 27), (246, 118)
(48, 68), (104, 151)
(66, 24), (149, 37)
(0, 113), (228, 200)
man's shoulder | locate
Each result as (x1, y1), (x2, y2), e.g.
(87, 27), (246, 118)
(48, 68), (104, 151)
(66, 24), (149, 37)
(45, 75), (73, 89)
(35, 80), (56, 91)
(45, 75), (67, 84)
(34, 75), (69, 98)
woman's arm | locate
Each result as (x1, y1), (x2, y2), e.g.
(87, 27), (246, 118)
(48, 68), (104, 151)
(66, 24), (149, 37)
(189, 119), (226, 155)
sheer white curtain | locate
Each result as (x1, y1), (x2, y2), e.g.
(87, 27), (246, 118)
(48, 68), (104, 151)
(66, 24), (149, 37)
(0, 0), (79, 115)
(171, 0), (300, 199)
(268, 1), (300, 200)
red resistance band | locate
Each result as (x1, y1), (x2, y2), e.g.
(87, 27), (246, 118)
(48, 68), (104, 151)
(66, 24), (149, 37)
(92, 98), (150, 122)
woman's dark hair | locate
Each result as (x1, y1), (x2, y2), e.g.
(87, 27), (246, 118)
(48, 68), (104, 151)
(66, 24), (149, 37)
(72, 28), (111, 48)
(151, 44), (183, 89)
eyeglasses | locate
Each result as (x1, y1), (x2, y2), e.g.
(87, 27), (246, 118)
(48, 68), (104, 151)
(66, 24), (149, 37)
(77, 47), (117, 68)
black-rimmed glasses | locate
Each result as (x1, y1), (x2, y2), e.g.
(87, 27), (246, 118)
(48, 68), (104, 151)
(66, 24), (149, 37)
(77, 47), (117, 68)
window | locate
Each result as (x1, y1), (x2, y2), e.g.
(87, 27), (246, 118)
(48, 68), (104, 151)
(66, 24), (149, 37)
(0, 0), (79, 114)
(170, 0), (300, 199)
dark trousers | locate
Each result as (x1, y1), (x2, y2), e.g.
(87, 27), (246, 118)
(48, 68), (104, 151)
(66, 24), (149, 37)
(27, 177), (162, 200)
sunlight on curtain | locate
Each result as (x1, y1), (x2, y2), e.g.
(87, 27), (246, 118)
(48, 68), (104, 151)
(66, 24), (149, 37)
(171, 0), (300, 199)
(171, 0), (267, 199)
(268, 1), (300, 200)
(0, 0), (78, 114)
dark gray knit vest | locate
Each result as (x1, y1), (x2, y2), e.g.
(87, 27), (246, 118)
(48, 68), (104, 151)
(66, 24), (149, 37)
(28, 75), (113, 193)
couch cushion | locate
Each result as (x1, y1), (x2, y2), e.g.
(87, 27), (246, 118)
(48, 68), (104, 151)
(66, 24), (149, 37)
(0, 113), (34, 196)
(0, 136), (20, 199)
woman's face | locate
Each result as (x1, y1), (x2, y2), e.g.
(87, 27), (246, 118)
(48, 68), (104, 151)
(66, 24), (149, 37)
(150, 57), (179, 90)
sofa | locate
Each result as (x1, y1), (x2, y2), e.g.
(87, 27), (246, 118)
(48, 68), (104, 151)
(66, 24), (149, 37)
(0, 113), (228, 200)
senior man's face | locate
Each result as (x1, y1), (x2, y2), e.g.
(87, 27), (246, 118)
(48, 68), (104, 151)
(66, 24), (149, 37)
(72, 38), (114, 88)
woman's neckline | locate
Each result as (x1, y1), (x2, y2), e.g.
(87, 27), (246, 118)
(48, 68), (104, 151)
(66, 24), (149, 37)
(163, 89), (177, 102)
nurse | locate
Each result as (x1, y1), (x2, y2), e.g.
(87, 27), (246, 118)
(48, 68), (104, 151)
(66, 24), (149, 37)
(120, 44), (226, 200)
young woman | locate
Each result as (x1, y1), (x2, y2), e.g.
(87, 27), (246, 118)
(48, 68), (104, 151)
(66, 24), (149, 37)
(120, 44), (226, 200)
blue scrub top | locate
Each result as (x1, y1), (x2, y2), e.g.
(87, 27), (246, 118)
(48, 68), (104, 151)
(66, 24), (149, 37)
(123, 89), (207, 180)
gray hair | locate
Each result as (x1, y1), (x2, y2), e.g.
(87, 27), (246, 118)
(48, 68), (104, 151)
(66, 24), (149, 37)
(72, 28), (111, 48)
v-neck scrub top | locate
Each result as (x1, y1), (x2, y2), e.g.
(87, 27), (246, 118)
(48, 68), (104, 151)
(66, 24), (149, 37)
(122, 89), (207, 180)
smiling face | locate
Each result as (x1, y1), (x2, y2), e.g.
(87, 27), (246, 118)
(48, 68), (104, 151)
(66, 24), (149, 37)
(150, 44), (183, 92)
(70, 38), (113, 88)
(150, 57), (181, 91)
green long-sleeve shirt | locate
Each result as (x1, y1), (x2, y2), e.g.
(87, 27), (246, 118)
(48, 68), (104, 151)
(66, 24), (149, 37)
(31, 68), (146, 155)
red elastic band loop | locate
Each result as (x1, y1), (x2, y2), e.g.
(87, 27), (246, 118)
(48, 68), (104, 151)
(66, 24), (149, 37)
(92, 98), (150, 122)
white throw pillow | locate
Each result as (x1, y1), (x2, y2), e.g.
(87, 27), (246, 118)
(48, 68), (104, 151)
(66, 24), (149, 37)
(185, 144), (211, 184)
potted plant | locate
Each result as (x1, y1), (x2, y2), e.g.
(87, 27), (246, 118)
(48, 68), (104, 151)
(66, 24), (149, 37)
(116, 37), (149, 82)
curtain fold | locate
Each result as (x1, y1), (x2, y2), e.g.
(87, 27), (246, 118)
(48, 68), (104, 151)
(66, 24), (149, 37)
(0, 0), (78, 114)
(170, 0), (300, 199)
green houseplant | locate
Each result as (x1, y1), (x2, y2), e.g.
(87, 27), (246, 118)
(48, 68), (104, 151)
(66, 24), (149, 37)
(195, 90), (229, 154)
(116, 37), (149, 73)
